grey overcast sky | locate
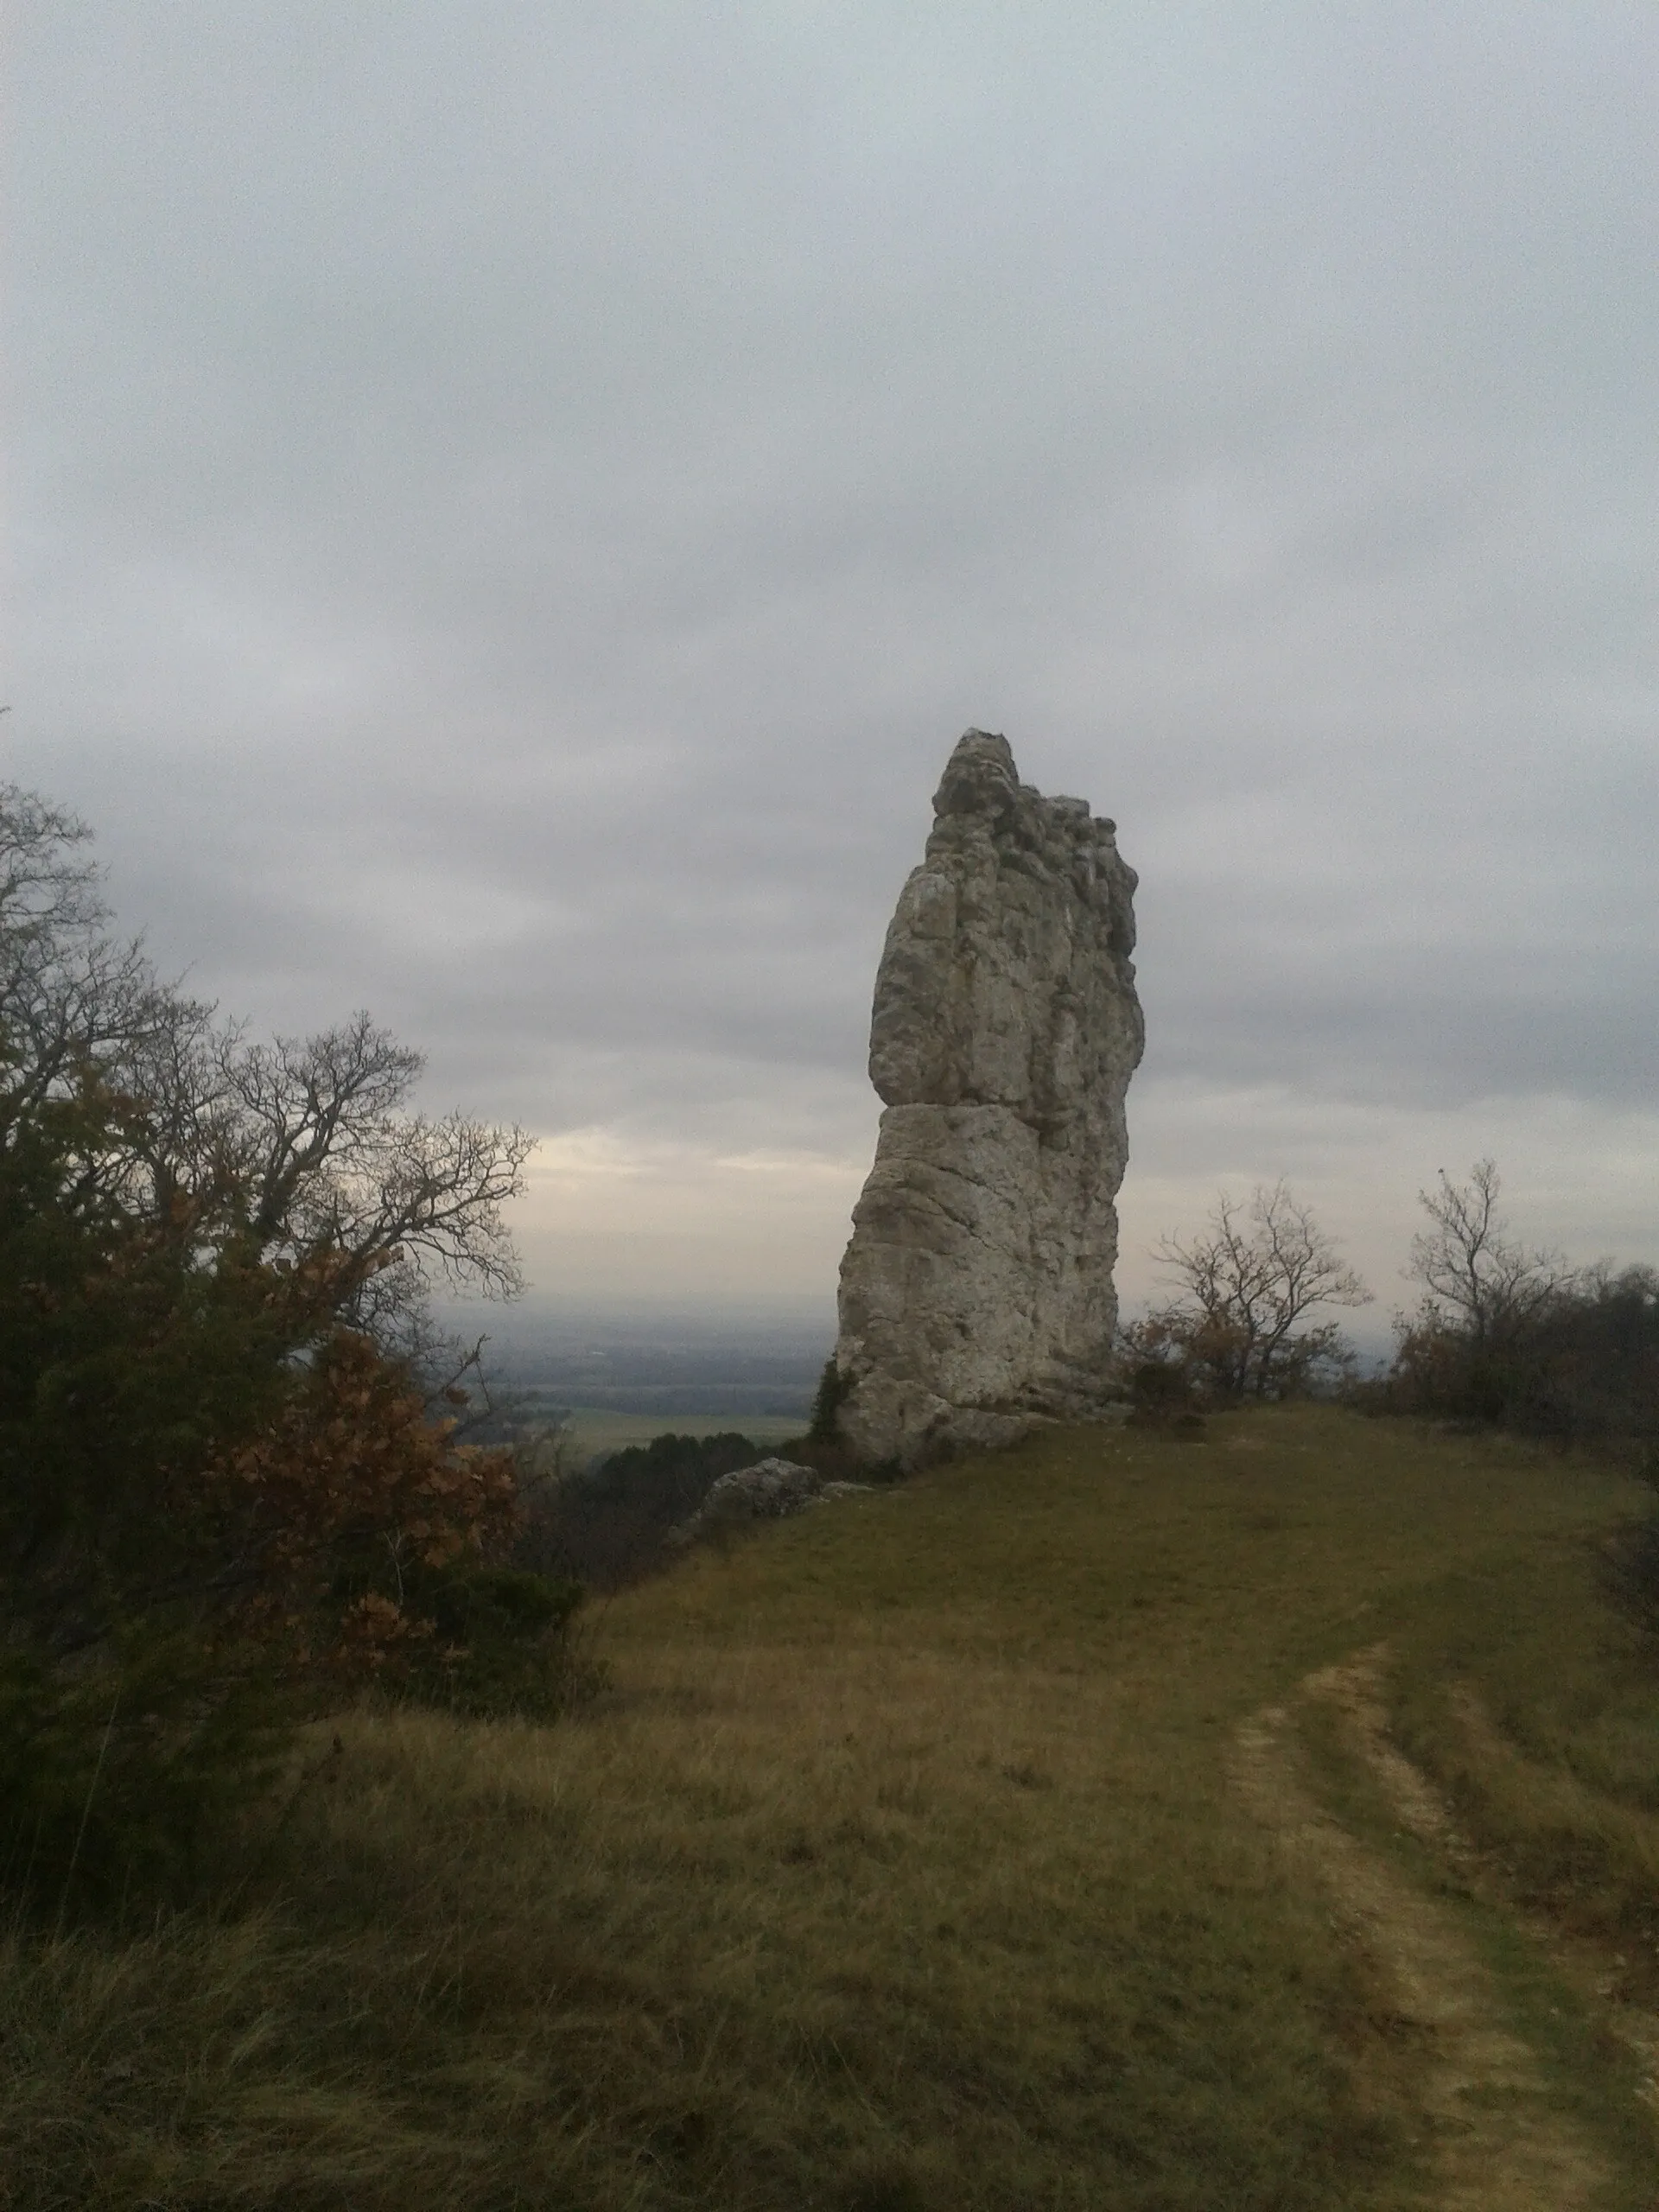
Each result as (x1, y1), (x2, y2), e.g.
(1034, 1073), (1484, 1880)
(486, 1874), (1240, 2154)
(6, 2), (1655, 1340)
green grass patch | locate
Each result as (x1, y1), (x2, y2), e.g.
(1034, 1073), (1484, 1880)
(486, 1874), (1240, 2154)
(1382, 1531), (1659, 1982)
(1297, 1681), (1659, 2207)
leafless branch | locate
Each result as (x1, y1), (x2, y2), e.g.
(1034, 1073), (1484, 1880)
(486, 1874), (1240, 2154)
(1136, 1181), (1370, 1400)
(1407, 1160), (1578, 1347)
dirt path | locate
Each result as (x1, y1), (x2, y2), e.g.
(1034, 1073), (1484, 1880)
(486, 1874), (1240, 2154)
(1234, 1648), (1612, 2210)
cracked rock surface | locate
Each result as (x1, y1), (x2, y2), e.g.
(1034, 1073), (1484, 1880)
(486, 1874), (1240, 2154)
(834, 730), (1143, 1466)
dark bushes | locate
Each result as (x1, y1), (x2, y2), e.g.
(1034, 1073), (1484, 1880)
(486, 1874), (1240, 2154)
(1389, 1266), (1659, 1447)
(0, 783), (566, 1917)
(1129, 1360), (1193, 1414)
(1382, 1160), (1655, 1443)
(516, 1432), (766, 1589)
(372, 1560), (587, 1719)
(808, 1357), (849, 1442)
(0, 1634), (289, 1916)
(1374, 1163), (1659, 1451)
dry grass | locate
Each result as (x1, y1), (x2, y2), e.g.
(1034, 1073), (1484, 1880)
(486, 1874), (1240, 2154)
(1380, 1507), (1659, 1990)
(3, 1408), (1651, 2209)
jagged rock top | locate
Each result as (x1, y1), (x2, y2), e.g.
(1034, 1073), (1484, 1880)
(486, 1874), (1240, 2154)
(868, 729), (1139, 1118)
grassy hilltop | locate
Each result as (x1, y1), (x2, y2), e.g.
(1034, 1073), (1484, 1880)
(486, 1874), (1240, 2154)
(7, 1406), (1659, 2209)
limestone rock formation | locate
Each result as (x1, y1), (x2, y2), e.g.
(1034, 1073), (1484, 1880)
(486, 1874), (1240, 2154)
(833, 730), (1143, 1466)
(668, 1458), (873, 1547)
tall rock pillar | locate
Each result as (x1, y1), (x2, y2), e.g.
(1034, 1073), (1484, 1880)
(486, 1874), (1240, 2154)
(834, 730), (1143, 1465)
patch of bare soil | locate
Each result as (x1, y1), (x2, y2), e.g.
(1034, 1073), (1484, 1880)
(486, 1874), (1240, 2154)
(1234, 1648), (1617, 2209)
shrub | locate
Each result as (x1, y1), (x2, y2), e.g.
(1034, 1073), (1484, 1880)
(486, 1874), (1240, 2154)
(1387, 1161), (1659, 1446)
(808, 1356), (849, 1442)
(351, 1560), (588, 1719)
(1124, 1185), (1369, 1403)
(0, 1295), (575, 1912)
(0, 783), (545, 1914)
(0, 1631), (290, 1916)
(1389, 1265), (1659, 1446)
(1129, 1359), (1192, 1412)
(515, 1431), (766, 1589)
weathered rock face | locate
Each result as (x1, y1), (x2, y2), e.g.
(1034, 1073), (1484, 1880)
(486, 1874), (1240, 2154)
(834, 730), (1143, 1466)
(667, 1459), (873, 1548)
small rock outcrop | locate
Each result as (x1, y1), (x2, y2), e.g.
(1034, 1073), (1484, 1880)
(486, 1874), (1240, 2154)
(669, 1458), (872, 1546)
(833, 730), (1143, 1466)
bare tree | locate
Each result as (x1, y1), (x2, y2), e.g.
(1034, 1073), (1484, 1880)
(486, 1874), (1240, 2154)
(121, 1009), (531, 1337)
(1128, 1181), (1371, 1401)
(0, 785), (182, 1145)
(1406, 1160), (1578, 1348)
(0, 783), (531, 1357)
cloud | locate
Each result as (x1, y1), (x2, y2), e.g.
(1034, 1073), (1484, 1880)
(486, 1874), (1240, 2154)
(8, 2), (1654, 1320)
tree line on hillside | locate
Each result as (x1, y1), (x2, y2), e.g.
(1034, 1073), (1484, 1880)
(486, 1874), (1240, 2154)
(1125, 1163), (1659, 1451)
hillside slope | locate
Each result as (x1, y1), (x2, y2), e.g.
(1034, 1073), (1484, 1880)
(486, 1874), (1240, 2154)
(7, 1408), (1657, 2209)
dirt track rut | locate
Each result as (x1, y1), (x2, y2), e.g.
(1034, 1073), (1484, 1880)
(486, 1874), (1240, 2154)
(1233, 1649), (1613, 2210)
